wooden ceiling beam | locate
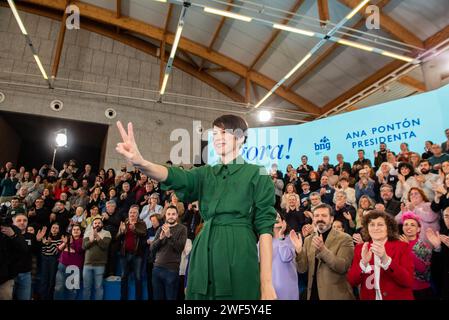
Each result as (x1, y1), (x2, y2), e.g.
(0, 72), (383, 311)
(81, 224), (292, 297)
(424, 24), (449, 49)
(321, 60), (405, 114)
(338, 0), (424, 49)
(5, 1), (245, 103)
(51, 0), (70, 78)
(321, 24), (449, 115)
(286, 19), (365, 90)
(19, 0), (322, 114)
(198, 0), (234, 72)
(180, 49), (199, 69)
(317, 0), (329, 27)
(397, 75), (426, 93)
(245, 76), (251, 104)
(116, 0), (121, 19)
(248, 0), (305, 70)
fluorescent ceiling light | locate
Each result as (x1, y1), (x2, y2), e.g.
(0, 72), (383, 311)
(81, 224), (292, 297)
(33, 54), (48, 80)
(170, 25), (183, 59)
(273, 24), (315, 37)
(285, 53), (313, 80)
(7, 0), (28, 35)
(254, 52), (312, 109)
(254, 92), (272, 109)
(346, 0), (370, 20)
(338, 39), (374, 52)
(160, 73), (169, 95)
(153, 0), (167, 2)
(381, 51), (414, 63)
(204, 7), (252, 22)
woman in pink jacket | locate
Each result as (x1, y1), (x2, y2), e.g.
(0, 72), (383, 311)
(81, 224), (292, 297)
(399, 212), (433, 300)
(395, 187), (440, 244)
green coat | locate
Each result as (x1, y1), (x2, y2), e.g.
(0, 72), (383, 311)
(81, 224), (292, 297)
(161, 156), (276, 300)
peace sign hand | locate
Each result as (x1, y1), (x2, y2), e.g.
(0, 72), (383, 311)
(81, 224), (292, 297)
(116, 121), (145, 167)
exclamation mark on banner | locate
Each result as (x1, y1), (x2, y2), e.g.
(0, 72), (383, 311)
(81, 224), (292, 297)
(285, 138), (292, 159)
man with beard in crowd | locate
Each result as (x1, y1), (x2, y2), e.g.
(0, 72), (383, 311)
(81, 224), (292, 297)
(375, 184), (401, 217)
(374, 143), (389, 169)
(50, 201), (72, 234)
(416, 159), (440, 200)
(291, 204), (355, 300)
(150, 205), (187, 300)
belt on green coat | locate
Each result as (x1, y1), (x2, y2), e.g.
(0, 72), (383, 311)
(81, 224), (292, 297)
(189, 214), (253, 296)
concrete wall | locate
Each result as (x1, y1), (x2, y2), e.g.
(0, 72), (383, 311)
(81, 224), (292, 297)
(0, 7), (247, 171)
(0, 115), (21, 166)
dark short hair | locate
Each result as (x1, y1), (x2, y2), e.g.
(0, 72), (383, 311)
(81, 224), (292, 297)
(357, 149), (365, 154)
(277, 211), (292, 234)
(312, 203), (334, 217)
(166, 205), (178, 214)
(213, 114), (248, 144)
(301, 155), (308, 160)
(361, 210), (398, 241)
(419, 159), (430, 166)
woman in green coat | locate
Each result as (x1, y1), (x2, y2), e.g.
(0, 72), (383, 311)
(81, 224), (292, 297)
(116, 115), (277, 300)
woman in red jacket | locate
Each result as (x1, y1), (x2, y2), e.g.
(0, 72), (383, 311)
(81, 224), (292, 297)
(347, 210), (414, 300)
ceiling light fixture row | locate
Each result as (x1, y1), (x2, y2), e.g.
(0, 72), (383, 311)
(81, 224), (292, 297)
(159, 1), (190, 96)
(7, 0), (52, 88)
(155, 0), (419, 111)
(252, 0), (376, 110)
(200, 1), (416, 64)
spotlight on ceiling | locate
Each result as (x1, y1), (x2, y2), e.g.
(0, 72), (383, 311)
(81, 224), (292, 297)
(258, 110), (272, 122)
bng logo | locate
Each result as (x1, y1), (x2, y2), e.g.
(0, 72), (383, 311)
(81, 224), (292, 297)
(314, 136), (331, 153)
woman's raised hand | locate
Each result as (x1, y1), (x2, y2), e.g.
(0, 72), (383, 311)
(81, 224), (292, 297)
(116, 121), (145, 167)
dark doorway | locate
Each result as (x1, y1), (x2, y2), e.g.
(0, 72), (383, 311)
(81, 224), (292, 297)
(0, 111), (108, 173)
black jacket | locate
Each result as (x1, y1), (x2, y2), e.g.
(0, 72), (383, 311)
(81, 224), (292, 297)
(54, 209), (72, 234)
(15, 232), (40, 273)
(297, 165), (314, 181)
(431, 229), (449, 300)
(28, 207), (50, 229)
(182, 209), (202, 240)
(334, 162), (352, 176)
(333, 203), (357, 234)
(281, 208), (310, 233)
(431, 194), (449, 213)
(103, 210), (123, 239)
(0, 226), (28, 284)
(384, 198), (402, 216)
(117, 219), (147, 256)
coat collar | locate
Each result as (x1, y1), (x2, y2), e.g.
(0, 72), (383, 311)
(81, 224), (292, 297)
(212, 155), (247, 176)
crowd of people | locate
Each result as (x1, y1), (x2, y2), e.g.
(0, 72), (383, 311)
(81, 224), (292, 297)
(1, 127), (449, 300)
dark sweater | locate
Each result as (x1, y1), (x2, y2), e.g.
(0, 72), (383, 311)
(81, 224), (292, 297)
(151, 223), (187, 272)
(0, 177), (18, 197)
(16, 232), (40, 273)
(282, 208), (310, 233)
(431, 194), (449, 213)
